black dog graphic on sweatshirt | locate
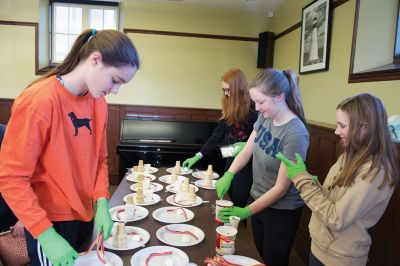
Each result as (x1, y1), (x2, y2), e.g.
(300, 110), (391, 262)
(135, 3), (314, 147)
(67, 112), (92, 136)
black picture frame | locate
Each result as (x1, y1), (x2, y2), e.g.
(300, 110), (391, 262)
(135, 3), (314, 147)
(299, 0), (332, 74)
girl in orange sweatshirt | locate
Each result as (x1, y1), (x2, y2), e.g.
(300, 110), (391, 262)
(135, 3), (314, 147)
(0, 29), (140, 266)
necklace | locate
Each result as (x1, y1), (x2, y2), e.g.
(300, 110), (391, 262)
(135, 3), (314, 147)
(56, 75), (65, 87)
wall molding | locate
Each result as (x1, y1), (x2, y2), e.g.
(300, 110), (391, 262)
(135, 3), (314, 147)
(274, 0), (351, 40)
(0, 20), (39, 74)
(124, 28), (259, 42)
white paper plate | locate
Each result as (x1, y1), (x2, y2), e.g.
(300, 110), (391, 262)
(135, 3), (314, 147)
(152, 207), (194, 223)
(130, 246), (189, 266)
(194, 179), (217, 190)
(130, 182), (164, 193)
(123, 193), (161, 206)
(76, 251), (123, 266)
(109, 205), (149, 222)
(192, 170), (219, 179)
(128, 166), (158, 174)
(166, 194), (202, 208)
(166, 183), (199, 194)
(104, 226), (150, 251)
(156, 224), (205, 247)
(158, 174), (186, 185)
(223, 255), (262, 265)
(166, 167), (193, 175)
(126, 173), (156, 182)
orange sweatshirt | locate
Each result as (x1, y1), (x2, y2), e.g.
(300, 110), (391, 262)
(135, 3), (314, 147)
(0, 75), (110, 238)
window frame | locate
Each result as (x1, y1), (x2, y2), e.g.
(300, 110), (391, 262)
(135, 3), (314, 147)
(348, 0), (400, 83)
(49, 0), (119, 64)
(393, 1), (400, 63)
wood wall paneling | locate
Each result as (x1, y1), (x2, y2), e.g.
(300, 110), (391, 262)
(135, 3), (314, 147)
(293, 124), (342, 264)
(0, 99), (221, 184)
(106, 104), (121, 185)
(0, 99), (13, 125)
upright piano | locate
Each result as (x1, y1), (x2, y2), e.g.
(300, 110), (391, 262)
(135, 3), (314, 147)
(117, 118), (226, 180)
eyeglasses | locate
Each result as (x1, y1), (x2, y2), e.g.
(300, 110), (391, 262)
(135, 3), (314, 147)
(222, 88), (230, 93)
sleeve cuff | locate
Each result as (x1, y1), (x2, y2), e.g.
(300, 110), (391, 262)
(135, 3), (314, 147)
(29, 218), (53, 239)
(292, 172), (314, 186)
(93, 189), (110, 202)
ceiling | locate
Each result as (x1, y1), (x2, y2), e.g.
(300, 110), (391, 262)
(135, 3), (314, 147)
(126, 0), (288, 14)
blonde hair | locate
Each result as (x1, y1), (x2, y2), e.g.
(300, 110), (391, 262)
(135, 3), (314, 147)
(220, 69), (250, 125)
(249, 68), (306, 126)
(335, 93), (399, 188)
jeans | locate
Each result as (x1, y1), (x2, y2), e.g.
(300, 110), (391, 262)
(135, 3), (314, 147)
(226, 157), (253, 207)
(309, 251), (325, 266)
(251, 205), (303, 266)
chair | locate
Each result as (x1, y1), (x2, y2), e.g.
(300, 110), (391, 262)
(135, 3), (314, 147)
(0, 124), (30, 266)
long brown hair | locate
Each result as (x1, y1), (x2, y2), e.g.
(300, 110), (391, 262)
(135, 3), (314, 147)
(335, 93), (399, 188)
(249, 68), (306, 126)
(220, 69), (250, 125)
(29, 29), (140, 87)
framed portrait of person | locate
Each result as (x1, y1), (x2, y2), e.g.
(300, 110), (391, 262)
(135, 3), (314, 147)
(299, 0), (332, 74)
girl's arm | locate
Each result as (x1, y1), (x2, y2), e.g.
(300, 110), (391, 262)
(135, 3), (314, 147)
(248, 162), (291, 214)
(200, 120), (228, 156)
(293, 165), (391, 231)
(0, 103), (53, 238)
(228, 130), (256, 174)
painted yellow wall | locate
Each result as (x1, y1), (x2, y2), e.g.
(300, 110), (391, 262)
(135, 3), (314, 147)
(0, 0), (271, 110)
(272, 0), (311, 35)
(122, 1), (269, 37)
(112, 1), (270, 108)
(0, 0), (40, 99)
(273, 0), (400, 125)
(121, 32), (259, 108)
(0, 0), (39, 22)
(0, 25), (37, 99)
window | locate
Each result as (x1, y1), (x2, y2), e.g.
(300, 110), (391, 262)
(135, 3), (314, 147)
(394, 1), (400, 62)
(51, 1), (119, 63)
(349, 0), (400, 82)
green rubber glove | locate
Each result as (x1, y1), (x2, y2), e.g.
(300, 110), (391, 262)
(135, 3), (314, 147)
(37, 227), (78, 266)
(95, 198), (113, 240)
(218, 206), (252, 223)
(182, 154), (202, 169)
(232, 142), (246, 157)
(215, 171), (234, 199)
(275, 152), (308, 180)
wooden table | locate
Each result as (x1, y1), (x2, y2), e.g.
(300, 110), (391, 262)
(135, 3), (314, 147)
(96, 168), (262, 265)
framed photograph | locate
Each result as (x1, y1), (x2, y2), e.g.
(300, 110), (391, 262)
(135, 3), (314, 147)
(299, 0), (332, 74)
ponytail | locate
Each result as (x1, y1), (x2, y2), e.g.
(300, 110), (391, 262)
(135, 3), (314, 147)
(28, 29), (139, 88)
(282, 70), (306, 126)
(249, 68), (306, 126)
